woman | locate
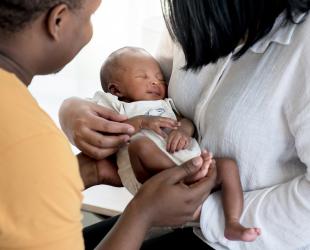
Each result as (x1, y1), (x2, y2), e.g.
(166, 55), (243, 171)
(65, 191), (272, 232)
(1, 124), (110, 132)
(0, 0), (216, 249)
(60, 0), (310, 249)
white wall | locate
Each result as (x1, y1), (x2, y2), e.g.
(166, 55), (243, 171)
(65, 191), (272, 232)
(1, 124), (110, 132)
(29, 0), (165, 126)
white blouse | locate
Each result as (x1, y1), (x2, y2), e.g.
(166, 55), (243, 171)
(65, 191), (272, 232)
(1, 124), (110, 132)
(156, 13), (310, 250)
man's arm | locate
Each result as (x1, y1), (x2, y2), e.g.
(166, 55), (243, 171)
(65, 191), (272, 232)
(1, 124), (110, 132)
(96, 157), (217, 250)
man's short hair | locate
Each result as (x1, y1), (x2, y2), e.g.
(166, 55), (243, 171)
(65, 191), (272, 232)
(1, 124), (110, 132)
(0, 0), (82, 35)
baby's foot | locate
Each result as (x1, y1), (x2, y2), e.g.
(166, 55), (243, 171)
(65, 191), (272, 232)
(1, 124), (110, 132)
(224, 221), (261, 242)
(184, 151), (212, 184)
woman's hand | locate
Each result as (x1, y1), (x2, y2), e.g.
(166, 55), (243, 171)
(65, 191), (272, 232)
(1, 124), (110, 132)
(59, 97), (135, 159)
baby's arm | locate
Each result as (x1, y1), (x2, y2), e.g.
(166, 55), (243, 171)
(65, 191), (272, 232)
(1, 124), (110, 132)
(124, 115), (180, 137)
(166, 117), (195, 153)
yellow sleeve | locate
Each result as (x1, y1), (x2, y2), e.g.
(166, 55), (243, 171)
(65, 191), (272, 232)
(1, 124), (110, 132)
(0, 132), (84, 250)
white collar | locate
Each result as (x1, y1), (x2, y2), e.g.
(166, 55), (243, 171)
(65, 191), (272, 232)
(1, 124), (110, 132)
(250, 12), (306, 54)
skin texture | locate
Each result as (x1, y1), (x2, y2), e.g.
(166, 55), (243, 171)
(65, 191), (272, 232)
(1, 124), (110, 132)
(0, 1), (218, 249)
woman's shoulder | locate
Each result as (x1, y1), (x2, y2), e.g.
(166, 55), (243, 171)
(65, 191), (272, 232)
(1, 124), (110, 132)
(292, 13), (310, 51)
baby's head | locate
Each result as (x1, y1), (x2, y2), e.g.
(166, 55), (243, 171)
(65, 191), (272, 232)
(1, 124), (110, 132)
(100, 47), (166, 102)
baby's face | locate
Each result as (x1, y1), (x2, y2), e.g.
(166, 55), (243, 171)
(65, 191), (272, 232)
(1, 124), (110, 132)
(116, 52), (167, 102)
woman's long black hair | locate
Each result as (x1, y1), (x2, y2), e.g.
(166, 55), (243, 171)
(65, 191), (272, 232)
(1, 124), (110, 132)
(161, 0), (310, 70)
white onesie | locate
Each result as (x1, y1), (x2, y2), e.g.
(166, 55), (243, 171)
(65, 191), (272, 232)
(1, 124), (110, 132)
(92, 91), (201, 194)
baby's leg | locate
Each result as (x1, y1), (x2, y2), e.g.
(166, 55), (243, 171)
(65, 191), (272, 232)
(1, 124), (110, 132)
(128, 137), (175, 183)
(217, 159), (261, 242)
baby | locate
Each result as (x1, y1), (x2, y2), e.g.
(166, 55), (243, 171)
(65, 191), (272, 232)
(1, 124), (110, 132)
(92, 47), (261, 242)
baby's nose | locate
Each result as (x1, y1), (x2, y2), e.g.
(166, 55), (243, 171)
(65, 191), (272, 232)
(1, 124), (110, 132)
(151, 81), (158, 85)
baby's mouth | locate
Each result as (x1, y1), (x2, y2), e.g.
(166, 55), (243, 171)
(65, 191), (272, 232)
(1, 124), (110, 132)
(147, 90), (162, 96)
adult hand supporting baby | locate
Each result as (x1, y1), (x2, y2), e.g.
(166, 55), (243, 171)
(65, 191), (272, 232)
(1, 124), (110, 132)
(135, 156), (217, 226)
(59, 97), (135, 159)
(96, 156), (217, 250)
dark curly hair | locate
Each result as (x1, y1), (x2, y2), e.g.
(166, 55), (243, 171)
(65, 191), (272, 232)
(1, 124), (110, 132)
(162, 0), (310, 70)
(0, 0), (82, 34)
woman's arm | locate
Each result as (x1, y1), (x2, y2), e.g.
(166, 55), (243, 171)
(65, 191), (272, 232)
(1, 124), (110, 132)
(96, 156), (217, 250)
(199, 93), (310, 250)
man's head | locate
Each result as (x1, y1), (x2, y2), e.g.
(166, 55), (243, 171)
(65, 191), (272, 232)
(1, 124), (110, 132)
(100, 47), (167, 102)
(0, 1), (80, 35)
(0, 0), (101, 77)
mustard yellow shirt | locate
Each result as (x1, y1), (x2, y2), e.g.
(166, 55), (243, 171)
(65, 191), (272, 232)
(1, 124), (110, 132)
(0, 69), (84, 249)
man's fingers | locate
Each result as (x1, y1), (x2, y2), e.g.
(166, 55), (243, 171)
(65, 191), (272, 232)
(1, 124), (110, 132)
(90, 115), (134, 134)
(94, 104), (128, 122)
(77, 141), (119, 160)
(163, 157), (203, 184)
(188, 165), (217, 203)
(82, 128), (129, 148)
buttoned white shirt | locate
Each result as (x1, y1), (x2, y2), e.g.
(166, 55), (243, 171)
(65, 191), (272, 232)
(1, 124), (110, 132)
(156, 13), (310, 250)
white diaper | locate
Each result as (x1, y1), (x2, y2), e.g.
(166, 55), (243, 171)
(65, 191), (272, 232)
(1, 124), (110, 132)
(117, 131), (201, 195)
(117, 145), (142, 195)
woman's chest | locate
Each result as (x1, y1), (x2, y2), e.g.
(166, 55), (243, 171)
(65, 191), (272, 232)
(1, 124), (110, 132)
(168, 49), (231, 121)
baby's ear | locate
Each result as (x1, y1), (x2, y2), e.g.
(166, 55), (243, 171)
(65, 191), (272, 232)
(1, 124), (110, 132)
(107, 82), (123, 97)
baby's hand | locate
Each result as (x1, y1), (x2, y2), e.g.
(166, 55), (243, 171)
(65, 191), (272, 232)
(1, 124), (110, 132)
(166, 130), (191, 153)
(141, 116), (180, 138)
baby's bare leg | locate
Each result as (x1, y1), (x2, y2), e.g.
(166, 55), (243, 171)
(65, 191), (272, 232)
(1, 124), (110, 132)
(217, 159), (261, 242)
(128, 137), (175, 183)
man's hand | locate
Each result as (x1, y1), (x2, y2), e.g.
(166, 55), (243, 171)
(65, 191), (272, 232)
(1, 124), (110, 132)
(184, 150), (214, 184)
(131, 154), (217, 227)
(78, 153), (122, 189)
(59, 97), (135, 160)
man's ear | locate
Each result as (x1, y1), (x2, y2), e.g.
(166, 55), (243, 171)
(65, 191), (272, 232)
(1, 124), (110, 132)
(108, 83), (124, 97)
(46, 4), (70, 40)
